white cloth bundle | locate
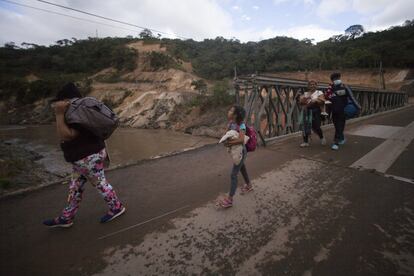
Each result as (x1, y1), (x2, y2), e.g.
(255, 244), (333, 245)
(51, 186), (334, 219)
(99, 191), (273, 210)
(218, 130), (249, 165)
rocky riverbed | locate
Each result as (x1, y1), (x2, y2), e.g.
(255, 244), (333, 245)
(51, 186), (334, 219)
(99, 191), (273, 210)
(0, 139), (67, 196)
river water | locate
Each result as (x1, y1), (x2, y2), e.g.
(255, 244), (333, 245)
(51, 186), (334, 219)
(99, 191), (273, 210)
(0, 125), (216, 176)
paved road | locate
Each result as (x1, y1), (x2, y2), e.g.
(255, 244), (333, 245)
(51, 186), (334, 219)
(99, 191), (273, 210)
(1, 106), (414, 276)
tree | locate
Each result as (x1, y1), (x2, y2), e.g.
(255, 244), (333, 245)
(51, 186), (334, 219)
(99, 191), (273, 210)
(403, 19), (414, 27)
(139, 28), (154, 39)
(4, 42), (18, 49)
(21, 42), (40, 49)
(345, 25), (365, 39)
(55, 39), (73, 47)
(301, 38), (314, 45)
(149, 51), (177, 70)
(211, 81), (232, 106)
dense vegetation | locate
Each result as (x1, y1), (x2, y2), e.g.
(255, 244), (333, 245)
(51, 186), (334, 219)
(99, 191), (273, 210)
(148, 51), (180, 71)
(165, 21), (414, 79)
(0, 21), (413, 105)
(0, 37), (137, 104)
(188, 80), (233, 109)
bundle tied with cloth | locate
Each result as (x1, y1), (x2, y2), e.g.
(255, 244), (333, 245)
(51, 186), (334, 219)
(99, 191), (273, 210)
(218, 130), (250, 165)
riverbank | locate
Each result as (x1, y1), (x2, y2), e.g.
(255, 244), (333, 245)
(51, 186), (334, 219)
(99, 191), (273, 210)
(0, 140), (66, 195)
(0, 126), (216, 197)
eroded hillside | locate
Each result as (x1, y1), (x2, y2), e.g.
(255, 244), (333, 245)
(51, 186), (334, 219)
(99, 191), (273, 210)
(1, 40), (412, 138)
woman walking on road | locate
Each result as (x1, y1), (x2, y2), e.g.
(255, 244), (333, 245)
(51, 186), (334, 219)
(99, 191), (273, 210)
(43, 83), (125, 228)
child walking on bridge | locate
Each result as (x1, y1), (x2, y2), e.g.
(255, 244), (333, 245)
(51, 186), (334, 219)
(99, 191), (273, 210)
(219, 105), (253, 208)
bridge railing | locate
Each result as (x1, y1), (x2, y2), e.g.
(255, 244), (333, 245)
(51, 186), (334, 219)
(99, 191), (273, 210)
(234, 74), (408, 144)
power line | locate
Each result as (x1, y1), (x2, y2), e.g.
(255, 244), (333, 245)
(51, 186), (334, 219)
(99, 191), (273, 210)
(1, 0), (142, 34)
(35, 0), (189, 39)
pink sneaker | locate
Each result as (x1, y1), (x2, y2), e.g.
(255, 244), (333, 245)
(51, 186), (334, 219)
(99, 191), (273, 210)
(219, 197), (233, 208)
(241, 184), (253, 195)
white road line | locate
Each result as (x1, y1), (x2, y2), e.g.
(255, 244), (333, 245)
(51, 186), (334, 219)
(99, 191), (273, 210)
(97, 205), (190, 240)
(346, 124), (403, 139)
(350, 121), (414, 173)
(384, 174), (414, 185)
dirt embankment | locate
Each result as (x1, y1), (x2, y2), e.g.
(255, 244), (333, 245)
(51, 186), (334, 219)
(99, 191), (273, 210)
(87, 41), (225, 136)
(269, 68), (413, 91)
(1, 41), (224, 137)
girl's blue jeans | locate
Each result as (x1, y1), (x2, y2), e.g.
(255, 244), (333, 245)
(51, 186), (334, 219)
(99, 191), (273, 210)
(230, 147), (250, 197)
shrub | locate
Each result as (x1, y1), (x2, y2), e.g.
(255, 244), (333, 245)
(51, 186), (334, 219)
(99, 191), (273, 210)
(95, 71), (123, 83)
(0, 178), (12, 189)
(111, 46), (137, 71)
(23, 80), (54, 104)
(148, 51), (179, 70)
(102, 98), (116, 110)
(187, 80), (233, 109)
(211, 81), (233, 106)
(191, 79), (207, 95)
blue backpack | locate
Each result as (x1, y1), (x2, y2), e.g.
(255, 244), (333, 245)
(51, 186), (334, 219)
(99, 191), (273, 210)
(344, 86), (360, 119)
(344, 101), (359, 119)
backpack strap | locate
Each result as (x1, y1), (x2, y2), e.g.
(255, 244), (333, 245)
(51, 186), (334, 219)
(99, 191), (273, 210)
(229, 122), (245, 133)
(345, 85), (361, 109)
(69, 97), (80, 104)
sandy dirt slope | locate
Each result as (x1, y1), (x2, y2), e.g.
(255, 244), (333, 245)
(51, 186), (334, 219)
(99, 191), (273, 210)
(268, 68), (412, 91)
(89, 42), (205, 130)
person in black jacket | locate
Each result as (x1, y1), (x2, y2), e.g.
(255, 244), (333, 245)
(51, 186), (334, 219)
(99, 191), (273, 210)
(43, 83), (125, 228)
(329, 72), (360, 150)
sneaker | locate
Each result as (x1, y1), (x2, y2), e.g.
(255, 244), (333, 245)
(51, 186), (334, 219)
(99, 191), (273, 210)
(338, 139), (346, 145)
(331, 144), (339, 150)
(43, 217), (73, 228)
(219, 197), (233, 208)
(321, 138), (326, 145)
(300, 142), (310, 148)
(241, 184), (253, 195)
(321, 112), (329, 116)
(325, 100), (332, 104)
(100, 206), (126, 223)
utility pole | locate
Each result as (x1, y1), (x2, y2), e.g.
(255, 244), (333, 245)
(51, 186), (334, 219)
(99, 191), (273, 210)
(233, 66), (239, 104)
(379, 61), (386, 90)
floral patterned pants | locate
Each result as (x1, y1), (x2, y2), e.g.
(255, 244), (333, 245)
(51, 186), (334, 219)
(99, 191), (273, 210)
(60, 149), (122, 221)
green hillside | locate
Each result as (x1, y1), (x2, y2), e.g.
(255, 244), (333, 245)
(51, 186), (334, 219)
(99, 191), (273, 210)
(166, 22), (414, 79)
(0, 21), (413, 105)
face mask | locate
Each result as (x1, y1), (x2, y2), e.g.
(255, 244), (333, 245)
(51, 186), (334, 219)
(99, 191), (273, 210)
(333, 80), (342, 85)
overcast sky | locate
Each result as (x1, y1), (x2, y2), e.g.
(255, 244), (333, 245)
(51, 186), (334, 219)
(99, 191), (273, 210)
(1, 0), (413, 46)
